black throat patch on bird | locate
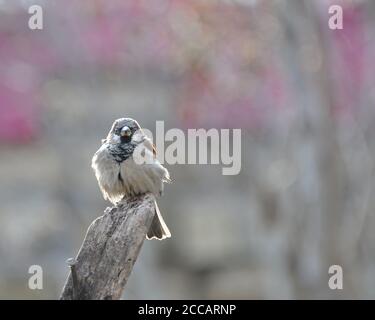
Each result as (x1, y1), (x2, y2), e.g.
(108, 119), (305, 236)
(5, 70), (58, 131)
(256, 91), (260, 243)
(108, 142), (137, 163)
(120, 135), (131, 144)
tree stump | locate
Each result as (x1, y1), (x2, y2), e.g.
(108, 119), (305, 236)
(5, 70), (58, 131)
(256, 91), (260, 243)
(60, 193), (156, 300)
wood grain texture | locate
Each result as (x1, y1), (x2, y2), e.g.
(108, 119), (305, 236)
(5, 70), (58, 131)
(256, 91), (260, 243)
(60, 193), (156, 300)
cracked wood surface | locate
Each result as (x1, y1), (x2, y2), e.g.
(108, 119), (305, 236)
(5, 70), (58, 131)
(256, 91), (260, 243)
(60, 193), (156, 300)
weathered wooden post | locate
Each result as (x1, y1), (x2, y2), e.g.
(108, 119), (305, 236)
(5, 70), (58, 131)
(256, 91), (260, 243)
(60, 193), (157, 300)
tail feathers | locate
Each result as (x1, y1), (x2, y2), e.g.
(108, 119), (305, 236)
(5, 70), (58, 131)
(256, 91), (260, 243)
(147, 201), (171, 240)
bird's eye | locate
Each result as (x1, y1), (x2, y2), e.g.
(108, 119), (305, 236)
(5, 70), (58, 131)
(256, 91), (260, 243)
(120, 126), (132, 137)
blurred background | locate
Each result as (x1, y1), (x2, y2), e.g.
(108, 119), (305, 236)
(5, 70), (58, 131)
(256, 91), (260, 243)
(1, 0), (375, 299)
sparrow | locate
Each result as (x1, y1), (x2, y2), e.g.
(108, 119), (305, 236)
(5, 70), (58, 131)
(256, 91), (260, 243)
(91, 118), (171, 240)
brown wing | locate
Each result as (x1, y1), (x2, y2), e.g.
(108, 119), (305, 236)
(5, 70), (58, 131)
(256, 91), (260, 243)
(139, 128), (157, 156)
(148, 140), (157, 157)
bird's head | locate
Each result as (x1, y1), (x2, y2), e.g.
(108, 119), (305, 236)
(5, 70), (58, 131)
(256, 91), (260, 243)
(105, 118), (142, 145)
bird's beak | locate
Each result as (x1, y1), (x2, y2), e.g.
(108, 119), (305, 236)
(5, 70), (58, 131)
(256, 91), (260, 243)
(120, 126), (132, 137)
